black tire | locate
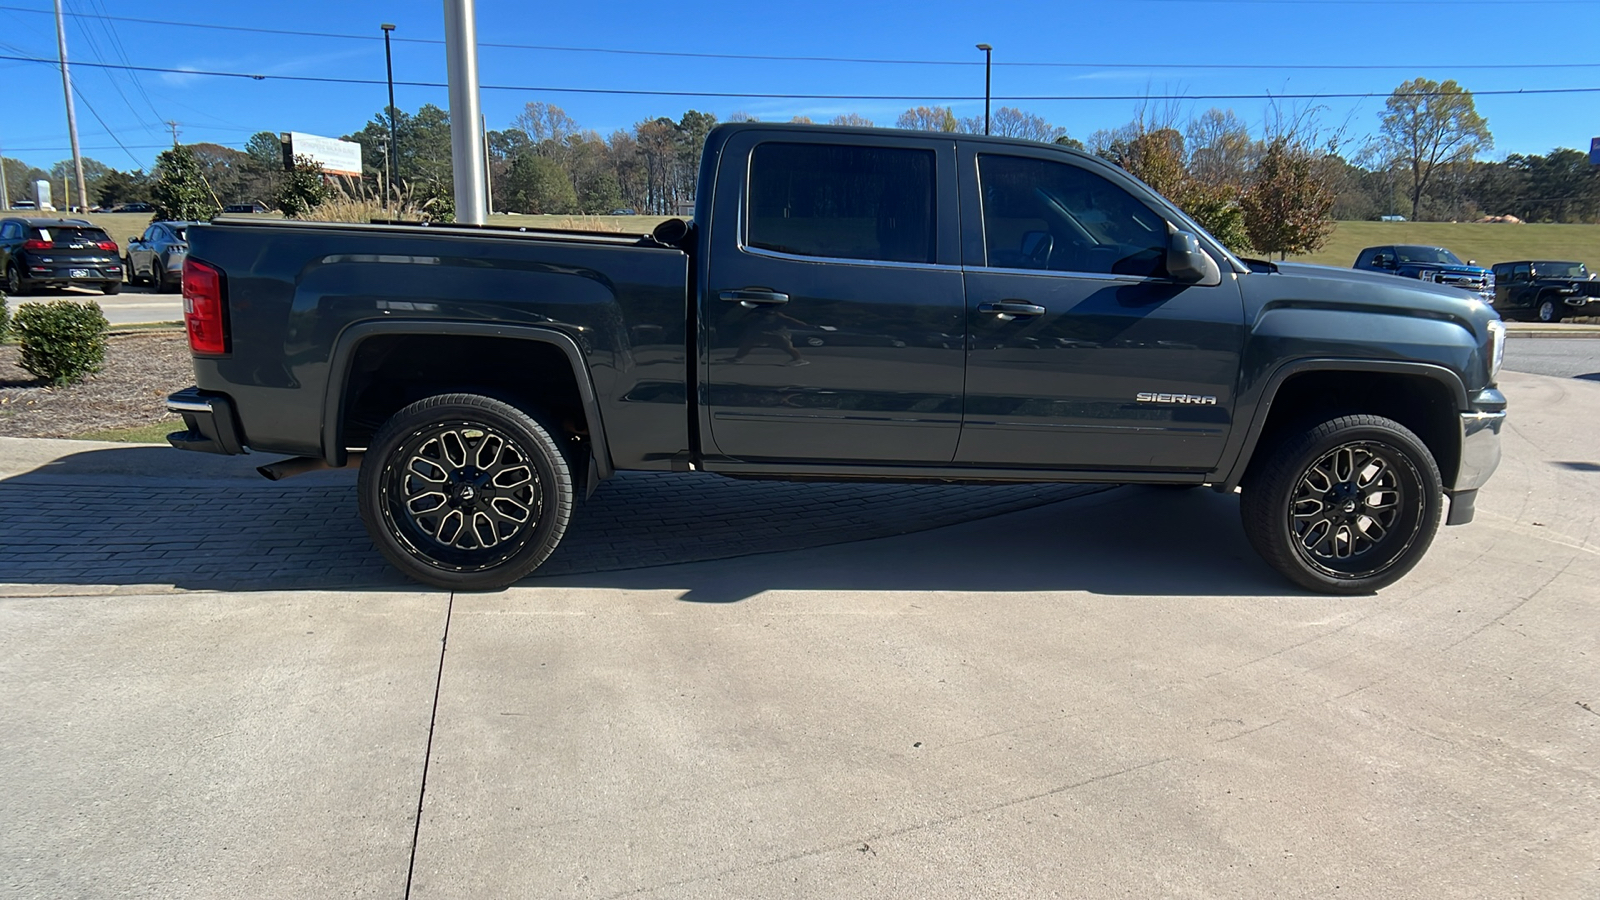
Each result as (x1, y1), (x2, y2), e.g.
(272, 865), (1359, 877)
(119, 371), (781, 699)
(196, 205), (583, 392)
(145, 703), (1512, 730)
(149, 263), (165, 293)
(5, 262), (27, 296)
(1537, 297), (1563, 323)
(1241, 415), (1442, 595)
(123, 255), (141, 286)
(358, 394), (573, 590)
(100, 280), (121, 295)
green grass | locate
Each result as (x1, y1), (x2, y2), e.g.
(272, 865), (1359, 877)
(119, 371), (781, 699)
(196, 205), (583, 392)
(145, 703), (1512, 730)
(72, 420), (181, 443)
(1288, 221), (1600, 270)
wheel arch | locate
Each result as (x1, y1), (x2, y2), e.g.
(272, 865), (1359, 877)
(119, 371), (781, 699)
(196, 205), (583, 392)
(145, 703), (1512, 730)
(322, 321), (614, 484)
(1219, 359), (1466, 492)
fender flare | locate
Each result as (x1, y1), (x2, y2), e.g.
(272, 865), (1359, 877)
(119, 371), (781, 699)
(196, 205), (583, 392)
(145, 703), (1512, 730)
(321, 320), (614, 483)
(1215, 358), (1468, 491)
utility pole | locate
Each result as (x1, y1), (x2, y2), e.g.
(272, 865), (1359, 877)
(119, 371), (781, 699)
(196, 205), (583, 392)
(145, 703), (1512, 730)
(53, 0), (88, 211)
(166, 120), (181, 146)
(443, 0), (487, 225)
(0, 135), (9, 211)
(381, 23), (398, 207)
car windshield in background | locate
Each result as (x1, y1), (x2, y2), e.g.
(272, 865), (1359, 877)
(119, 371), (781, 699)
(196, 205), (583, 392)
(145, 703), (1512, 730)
(1395, 246), (1464, 265)
(1533, 262), (1587, 279)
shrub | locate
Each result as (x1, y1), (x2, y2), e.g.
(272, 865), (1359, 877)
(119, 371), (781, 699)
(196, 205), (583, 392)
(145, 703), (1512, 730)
(13, 300), (110, 385)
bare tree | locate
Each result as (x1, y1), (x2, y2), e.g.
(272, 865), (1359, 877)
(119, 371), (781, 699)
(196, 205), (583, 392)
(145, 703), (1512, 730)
(1185, 108), (1257, 189)
(830, 114), (874, 127)
(896, 106), (958, 132)
(514, 102), (580, 155)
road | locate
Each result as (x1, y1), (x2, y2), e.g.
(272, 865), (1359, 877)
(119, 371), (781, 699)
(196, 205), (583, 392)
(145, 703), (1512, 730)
(0, 368), (1595, 900)
(1503, 335), (1600, 379)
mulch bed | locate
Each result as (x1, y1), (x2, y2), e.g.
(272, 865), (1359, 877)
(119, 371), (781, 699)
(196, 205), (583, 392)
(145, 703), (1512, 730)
(0, 329), (192, 438)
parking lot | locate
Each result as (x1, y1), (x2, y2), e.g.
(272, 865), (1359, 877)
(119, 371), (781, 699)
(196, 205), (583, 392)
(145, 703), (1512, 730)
(1, 369), (1597, 899)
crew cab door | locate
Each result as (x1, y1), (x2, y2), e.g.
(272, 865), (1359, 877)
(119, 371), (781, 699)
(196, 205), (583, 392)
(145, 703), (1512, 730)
(955, 145), (1246, 472)
(701, 131), (966, 464)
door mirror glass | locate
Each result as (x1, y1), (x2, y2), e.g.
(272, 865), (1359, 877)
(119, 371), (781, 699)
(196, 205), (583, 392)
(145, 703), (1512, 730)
(1166, 230), (1211, 283)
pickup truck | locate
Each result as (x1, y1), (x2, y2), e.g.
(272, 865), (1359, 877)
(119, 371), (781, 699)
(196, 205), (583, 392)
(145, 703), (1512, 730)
(1488, 260), (1599, 323)
(165, 123), (1507, 595)
(1353, 244), (1495, 305)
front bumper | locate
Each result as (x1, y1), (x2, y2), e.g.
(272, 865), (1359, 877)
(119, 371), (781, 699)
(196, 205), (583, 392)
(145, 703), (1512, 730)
(166, 387), (246, 455)
(1445, 388), (1506, 525)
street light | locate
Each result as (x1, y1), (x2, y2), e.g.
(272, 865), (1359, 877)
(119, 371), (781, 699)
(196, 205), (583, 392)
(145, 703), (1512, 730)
(975, 43), (992, 136)
(381, 23), (397, 206)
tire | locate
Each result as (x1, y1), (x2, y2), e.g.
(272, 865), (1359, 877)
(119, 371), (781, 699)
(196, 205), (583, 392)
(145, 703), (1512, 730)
(100, 280), (121, 295)
(5, 262), (27, 296)
(123, 255), (142, 286)
(1240, 415), (1442, 595)
(358, 394), (573, 590)
(1537, 297), (1562, 323)
(149, 263), (165, 293)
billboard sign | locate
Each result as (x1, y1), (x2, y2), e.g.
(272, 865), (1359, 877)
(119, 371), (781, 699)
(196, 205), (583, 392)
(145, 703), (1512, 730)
(285, 132), (363, 177)
(1591, 136), (1600, 167)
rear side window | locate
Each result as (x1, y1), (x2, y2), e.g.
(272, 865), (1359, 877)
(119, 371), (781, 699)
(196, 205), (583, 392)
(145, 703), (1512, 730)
(746, 142), (936, 264)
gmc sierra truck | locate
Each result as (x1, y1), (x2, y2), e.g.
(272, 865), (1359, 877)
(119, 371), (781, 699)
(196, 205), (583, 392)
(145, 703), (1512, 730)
(165, 123), (1507, 595)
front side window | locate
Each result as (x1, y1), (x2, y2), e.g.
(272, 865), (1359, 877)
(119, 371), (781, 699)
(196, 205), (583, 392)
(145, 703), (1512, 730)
(746, 142), (935, 264)
(977, 154), (1168, 277)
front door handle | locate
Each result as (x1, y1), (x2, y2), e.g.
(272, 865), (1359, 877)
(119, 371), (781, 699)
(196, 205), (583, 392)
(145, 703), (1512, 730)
(978, 300), (1046, 321)
(719, 288), (790, 306)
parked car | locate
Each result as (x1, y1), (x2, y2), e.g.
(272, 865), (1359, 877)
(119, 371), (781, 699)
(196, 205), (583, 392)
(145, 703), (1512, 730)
(166, 122), (1507, 595)
(610, 208), (637, 215)
(1488, 260), (1600, 322)
(1353, 244), (1494, 304)
(0, 216), (122, 295)
(222, 202), (270, 214)
(111, 201), (154, 213)
(124, 221), (195, 293)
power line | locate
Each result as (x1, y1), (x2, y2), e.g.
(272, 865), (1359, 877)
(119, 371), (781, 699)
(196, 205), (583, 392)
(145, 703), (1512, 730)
(1, 53), (1596, 102)
(3, 5), (1599, 71)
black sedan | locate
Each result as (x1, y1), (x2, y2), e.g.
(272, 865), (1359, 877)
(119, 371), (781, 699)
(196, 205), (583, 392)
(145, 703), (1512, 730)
(0, 216), (122, 295)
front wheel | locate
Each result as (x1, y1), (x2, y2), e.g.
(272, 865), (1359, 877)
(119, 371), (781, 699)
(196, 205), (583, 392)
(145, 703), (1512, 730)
(1241, 415), (1442, 594)
(358, 394), (573, 590)
(1537, 297), (1563, 323)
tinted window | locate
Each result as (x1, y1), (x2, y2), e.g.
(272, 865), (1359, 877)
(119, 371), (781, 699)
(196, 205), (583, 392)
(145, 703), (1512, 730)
(747, 142), (935, 264)
(28, 226), (110, 244)
(978, 154), (1168, 277)
(1532, 261), (1586, 278)
(1394, 246), (1463, 265)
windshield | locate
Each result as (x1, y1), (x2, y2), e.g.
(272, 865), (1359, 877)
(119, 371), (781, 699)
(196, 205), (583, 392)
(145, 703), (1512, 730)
(1394, 246), (1464, 266)
(1532, 261), (1587, 279)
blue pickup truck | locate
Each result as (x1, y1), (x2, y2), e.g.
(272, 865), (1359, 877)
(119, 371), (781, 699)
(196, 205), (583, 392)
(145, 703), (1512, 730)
(1354, 244), (1494, 305)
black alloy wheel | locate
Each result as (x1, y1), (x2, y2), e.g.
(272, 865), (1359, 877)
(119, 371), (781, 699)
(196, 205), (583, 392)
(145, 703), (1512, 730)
(1242, 415), (1441, 594)
(358, 394), (573, 590)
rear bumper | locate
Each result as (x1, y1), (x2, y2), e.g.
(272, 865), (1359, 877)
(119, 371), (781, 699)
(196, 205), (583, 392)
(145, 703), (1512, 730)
(165, 387), (246, 455)
(25, 261), (122, 284)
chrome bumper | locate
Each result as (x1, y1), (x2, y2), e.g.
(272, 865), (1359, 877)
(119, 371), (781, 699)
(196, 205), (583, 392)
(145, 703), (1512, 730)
(166, 387), (246, 455)
(1445, 394), (1505, 526)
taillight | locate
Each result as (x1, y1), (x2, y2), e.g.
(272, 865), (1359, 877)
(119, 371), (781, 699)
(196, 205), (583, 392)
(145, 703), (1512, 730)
(182, 258), (227, 355)
(22, 239), (52, 250)
(98, 240), (117, 252)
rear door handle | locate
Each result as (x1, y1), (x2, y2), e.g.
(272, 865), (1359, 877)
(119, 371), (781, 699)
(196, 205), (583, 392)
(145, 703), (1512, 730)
(719, 289), (790, 306)
(978, 300), (1046, 320)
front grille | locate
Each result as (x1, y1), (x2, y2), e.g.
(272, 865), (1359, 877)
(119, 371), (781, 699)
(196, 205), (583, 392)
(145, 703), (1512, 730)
(1422, 269), (1493, 300)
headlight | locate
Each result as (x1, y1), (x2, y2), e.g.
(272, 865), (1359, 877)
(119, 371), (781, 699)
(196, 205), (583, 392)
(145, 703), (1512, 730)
(1486, 318), (1506, 381)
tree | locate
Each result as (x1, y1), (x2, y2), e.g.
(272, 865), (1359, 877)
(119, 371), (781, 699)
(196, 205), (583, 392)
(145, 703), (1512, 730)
(1185, 108), (1257, 189)
(504, 155), (577, 214)
(151, 144), (220, 221)
(830, 114), (873, 127)
(50, 157), (110, 206)
(277, 155), (331, 218)
(896, 106), (958, 132)
(1240, 138), (1336, 259)
(962, 107), (1065, 143)
(1378, 78), (1492, 220)
(94, 169), (153, 208)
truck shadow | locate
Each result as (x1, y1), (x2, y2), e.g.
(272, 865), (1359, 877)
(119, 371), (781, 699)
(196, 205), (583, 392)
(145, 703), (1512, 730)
(0, 443), (1285, 598)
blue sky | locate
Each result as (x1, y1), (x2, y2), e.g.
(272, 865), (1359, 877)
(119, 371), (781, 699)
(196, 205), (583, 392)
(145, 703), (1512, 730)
(1, 0), (1597, 173)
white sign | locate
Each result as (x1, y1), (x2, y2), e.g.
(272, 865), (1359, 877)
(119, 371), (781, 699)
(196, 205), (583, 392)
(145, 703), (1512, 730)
(34, 179), (53, 210)
(286, 132), (364, 176)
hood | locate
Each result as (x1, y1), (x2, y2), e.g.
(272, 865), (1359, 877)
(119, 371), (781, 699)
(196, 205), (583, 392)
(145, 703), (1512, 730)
(1258, 261), (1498, 326)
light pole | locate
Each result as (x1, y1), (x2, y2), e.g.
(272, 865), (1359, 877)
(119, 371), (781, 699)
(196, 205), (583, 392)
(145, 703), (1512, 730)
(381, 23), (397, 205)
(975, 43), (992, 136)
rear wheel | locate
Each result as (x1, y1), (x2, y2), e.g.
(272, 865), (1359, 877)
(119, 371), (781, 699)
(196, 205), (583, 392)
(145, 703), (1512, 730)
(5, 262), (26, 296)
(100, 280), (121, 295)
(149, 263), (165, 293)
(358, 394), (573, 590)
(1241, 415), (1441, 594)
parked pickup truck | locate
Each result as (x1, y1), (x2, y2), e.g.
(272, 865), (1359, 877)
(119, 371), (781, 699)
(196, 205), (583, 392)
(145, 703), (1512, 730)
(1353, 244), (1494, 305)
(166, 123), (1507, 595)
(1488, 260), (1600, 323)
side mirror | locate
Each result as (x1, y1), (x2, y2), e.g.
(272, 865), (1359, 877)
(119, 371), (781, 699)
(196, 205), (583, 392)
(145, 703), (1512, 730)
(1166, 230), (1215, 284)
(128, 236), (137, 244)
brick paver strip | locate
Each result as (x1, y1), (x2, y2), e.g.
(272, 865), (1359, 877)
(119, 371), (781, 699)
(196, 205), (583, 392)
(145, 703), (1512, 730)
(0, 470), (1107, 594)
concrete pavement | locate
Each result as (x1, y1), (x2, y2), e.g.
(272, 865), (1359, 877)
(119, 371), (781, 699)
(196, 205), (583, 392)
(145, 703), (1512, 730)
(1, 370), (1597, 899)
